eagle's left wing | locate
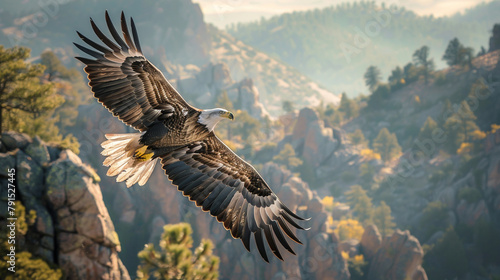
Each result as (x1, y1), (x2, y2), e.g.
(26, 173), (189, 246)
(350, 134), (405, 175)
(159, 133), (308, 262)
(74, 11), (196, 132)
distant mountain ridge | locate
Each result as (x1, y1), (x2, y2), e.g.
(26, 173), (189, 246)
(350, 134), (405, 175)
(0, 0), (338, 116)
(227, 1), (500, 96)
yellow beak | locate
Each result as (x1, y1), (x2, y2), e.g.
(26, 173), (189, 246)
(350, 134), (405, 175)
(223, 111), (234, 120)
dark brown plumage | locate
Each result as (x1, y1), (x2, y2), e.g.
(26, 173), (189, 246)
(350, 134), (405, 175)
(75, 11), (308, 262)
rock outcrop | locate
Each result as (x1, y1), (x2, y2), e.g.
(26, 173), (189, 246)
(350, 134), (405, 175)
(366, 229), (427, 280)
(175, 62), (269, 119)
(0, 132), (129, 280)
(360, 224), (382, 260)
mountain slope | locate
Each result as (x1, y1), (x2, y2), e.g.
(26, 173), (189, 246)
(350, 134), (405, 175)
(227, 1), (500, 96)
(209, 26), (339, 114)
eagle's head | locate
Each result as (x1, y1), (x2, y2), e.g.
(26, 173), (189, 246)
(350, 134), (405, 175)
(198, 108), (234, 131)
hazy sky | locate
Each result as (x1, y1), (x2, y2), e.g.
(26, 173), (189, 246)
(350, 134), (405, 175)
(198, 0), (495, 28)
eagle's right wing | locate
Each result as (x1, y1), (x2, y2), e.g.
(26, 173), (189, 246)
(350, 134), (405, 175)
(74, 11), (196, 132)
(159, 133), (309, 262)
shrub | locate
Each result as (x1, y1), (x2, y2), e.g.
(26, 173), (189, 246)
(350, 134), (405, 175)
(423, 227), (467, 280)
(336, 219), (364, 241)
(457, 187), (482, 204)
(137, 223), (219, 280)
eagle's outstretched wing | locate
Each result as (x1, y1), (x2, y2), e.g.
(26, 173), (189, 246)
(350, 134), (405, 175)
(159, 133), (309, 262)
(74, 11), (196, 131)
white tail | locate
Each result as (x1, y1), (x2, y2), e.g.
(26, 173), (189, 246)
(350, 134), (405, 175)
(101, 133), (157, 188)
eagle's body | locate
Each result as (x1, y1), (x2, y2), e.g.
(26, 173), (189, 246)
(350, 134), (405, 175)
(75, 11), (308, 262)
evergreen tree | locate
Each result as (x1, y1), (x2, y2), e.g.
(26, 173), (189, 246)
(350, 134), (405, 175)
(345, 185), (373, 224)
(418, 116), (438, 141)
(388, 66), (405, 89)
(373, 128), (401, 162)
(137, 223), (219, 280)
(364, 66), (381, 92)
(0, 201), (62, 280)
(338, 92), (359, 119)
(40, 50), (88, 131)
(373, 201), (395, 236)
(442, 38), (475, 68)
(0, 46), (79, 152)
(215, 91), (234, 140)
(232, 110), (260, 143)
(40, 50), (75, 81)
(262, 115), (272, 139)
(403, 62), (419, 84)
(412, 46), (435, 84)
(282, 100), (294, 113)
(423, 227), (467, 280)
(349, 129), (367, 146)
(367, 83), (391, 109)
(442, 38), (464, 66)
(273, 143), (303, 170)
(443, 101), (480, 153)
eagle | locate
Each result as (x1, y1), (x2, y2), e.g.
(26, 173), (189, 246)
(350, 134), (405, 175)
(74, 11), (308, 262)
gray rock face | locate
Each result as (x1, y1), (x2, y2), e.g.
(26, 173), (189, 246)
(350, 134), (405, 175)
(0, 132), (129, 280)
(360, 224), (382, 260)
(367, 229), (427, 280)
(176, 62), (269, 119)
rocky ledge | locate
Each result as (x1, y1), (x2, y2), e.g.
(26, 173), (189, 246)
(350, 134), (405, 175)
(0, 132), (129, 280)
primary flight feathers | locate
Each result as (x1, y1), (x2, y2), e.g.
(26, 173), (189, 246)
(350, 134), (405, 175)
(75, 11), (309, 262)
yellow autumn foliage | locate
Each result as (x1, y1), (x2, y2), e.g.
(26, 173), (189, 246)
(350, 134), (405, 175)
(491, 124), (500, 134)
(360, 149), (381, 161)
(321, 196), (336, 211)
(457, 142), (473, 155)
(335, 219), (364, 241)
(470, 130), (486, 140)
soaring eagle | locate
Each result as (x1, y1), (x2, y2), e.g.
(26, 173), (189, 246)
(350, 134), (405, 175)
(74, 11), (308, 262)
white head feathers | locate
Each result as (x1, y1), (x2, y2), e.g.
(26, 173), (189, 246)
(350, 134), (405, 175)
(197, 108), (234, 131)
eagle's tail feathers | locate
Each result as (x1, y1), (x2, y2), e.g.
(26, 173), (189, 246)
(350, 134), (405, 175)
(101, 133), (157, 187)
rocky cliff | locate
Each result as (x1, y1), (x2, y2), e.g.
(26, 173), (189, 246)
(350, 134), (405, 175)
(170, 62), (269, 119)
(0, 132), (129, 280)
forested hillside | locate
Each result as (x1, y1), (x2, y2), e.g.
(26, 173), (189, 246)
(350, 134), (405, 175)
(228, 1), (500, 96)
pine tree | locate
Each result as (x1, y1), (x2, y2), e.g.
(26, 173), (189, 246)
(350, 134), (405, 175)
(232, 110), (260, 143)
(345, 185), (373, 224)
(403, 63), (419, 84)
(367, 83), (391, 109)
(388, 66), (404, 88)
(442, 38), (474, 68)
(215, 91), (234, 140)
(442, 38), (464, 66)
(373, 201), (395, 236)
(443, 101), (479, 153)
(0, 46), (79, 152)
(412, 46), (435, 84)
(373, 128), (401, 162)
(349, 129), (367, 146)
(282, 100), (294, 113)
(137, 223), (219, 280)
(338, 93), (359, 119)
(273, 143), (303, 170)
(418, 116), (438, 141)
(423, 227), (467, 280)
(364, 66), (381, 92)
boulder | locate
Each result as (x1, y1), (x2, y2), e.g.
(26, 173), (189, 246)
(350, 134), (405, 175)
(339, 239), (360, 258)
(1, 131), (32, 150)
(24, 135), (50, 165)
(0, 132), (129, 280)
(360, 224), (382, 260)
(367, 229), (427, 280)
(456, 199), (490, 226)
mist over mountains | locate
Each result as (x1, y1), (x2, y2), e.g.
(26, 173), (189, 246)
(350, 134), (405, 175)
(228, 1), (500, 96)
